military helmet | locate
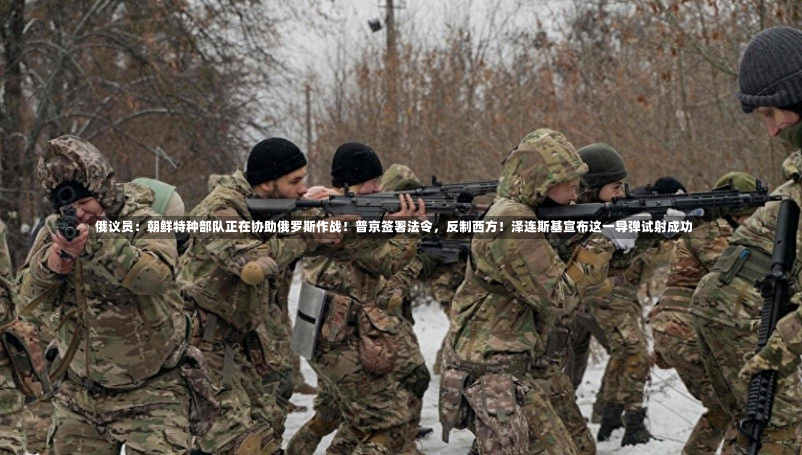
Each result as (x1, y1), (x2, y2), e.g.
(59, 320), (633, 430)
(578, 143), (628, 190)
(380, 164), (422, 192)
(714, 171), (759, 217)
(38, 135), (119, 212)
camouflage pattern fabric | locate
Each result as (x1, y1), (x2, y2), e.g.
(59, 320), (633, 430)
(48, 370), (190, 454)
(692, 152), (802, 454)
(445, 128), (598, 454)
(379, 164), (422, 192)
(582, 243), (664, 412)
(0, 220), (27, 455)
(17, 136), (192, 454)
(651, 220), (737, 455)
(302, 231), (421, 455)
(178, 170), (314, 453)
(531, 365), (596, 454)
(37, 135), (120, 215)
(288, 249), (430, 455)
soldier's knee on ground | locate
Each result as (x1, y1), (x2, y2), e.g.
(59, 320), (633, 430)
(225, 426), (280, 455)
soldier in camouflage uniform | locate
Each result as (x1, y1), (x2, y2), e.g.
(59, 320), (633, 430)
(440, 129), (620, 455)
(545, 143), (663, 450)
(19, 177), (188, 455)
(650, 172), (757, 455)
(294, 144), (427, 455)
(693, 27), (802, 454)
(178, 138), (346, 455)
(0, 219), (26, 454)
(590, 174), (689, 446)
(16, 136), (192, 454)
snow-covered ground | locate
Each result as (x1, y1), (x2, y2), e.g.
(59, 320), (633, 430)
(285, 272), (709, 455)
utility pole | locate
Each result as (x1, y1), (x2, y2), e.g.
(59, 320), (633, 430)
(305, 83), (314, 180)
(382, 0), (402, 156)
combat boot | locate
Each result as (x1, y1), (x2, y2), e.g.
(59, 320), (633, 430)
(596, 403), (624, 441)
(591, 398), (606, 424)
(621, 407), (653, 446)
(416, 427), (434, 439)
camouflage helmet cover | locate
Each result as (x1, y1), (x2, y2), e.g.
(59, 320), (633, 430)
(497, 128), (588, 207)
(380, 164), (422, 192)
(37, 135), (118, 211)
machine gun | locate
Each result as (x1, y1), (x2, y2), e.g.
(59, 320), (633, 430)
(365, 176), (497, 203)
(536, 180), (779, 222)
(418, 237), (471, 264)
(738, 199), (800, 455)
(247, 195), (476, 222)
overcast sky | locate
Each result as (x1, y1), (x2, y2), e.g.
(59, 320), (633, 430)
(258, 0), (572, 141)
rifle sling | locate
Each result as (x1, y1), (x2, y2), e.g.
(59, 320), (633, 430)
(466, 257), (507, 295)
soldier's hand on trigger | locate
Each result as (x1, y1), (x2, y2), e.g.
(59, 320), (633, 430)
(47, 224), (89, 274)
(385, 194), (427, 221)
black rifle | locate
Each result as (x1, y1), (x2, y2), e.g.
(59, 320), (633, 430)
(364, 176), (497, 203)
(536, 181), (779, 222)
(54, 206), (79, 280)
(247, 195), (476, 222)
(738, 199), (800, 455)
(417, 237), (471, 264)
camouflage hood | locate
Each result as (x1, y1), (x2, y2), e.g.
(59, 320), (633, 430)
(37, 135), (120, 213)
(380, 164), (422, 191)
(117, 182), (157, 219)
(208, 170), (255, 198)
(207, 174), (227, 193)
(782, 150), (802, 182)
(497, 128), (587, 207)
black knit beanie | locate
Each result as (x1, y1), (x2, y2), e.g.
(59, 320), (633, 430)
(737, 26), (802, 113)
(245, 138), (307, 186)
(331, 142), (383, 188)
(653, 177), (687, 194)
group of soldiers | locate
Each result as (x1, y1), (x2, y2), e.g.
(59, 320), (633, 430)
(0, 24), (802, 455)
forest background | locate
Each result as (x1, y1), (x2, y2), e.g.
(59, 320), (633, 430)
(1, 0), (799, 263)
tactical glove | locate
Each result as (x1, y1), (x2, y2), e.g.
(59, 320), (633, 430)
(739, 330), (801, 379)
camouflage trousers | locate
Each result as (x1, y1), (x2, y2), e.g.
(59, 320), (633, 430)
(459, 371), (580, 455)
(586, 283), (650, 411)
(287, 318), (428, 455)
(532, 364), (596, 455)
(652, 309), (737, 455)
(0, 360), (25, 455)
(47, 370), (190, 455)
(693, 273), (802, 455)
(192, 338), (284, 455)
(565, 302), (609, 391)
(23, 398), (51, 454)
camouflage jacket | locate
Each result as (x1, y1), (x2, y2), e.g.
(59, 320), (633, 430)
(449, 129), (596, 365)
(652, 219), (734, 335)
(303, 237), (417, 307)
(178, 170), (314, 334)
(743, 152), (802, 356)
(17, 182), (188, 389)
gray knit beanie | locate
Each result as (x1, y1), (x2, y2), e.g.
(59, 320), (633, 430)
(737, 26), (802, 113)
